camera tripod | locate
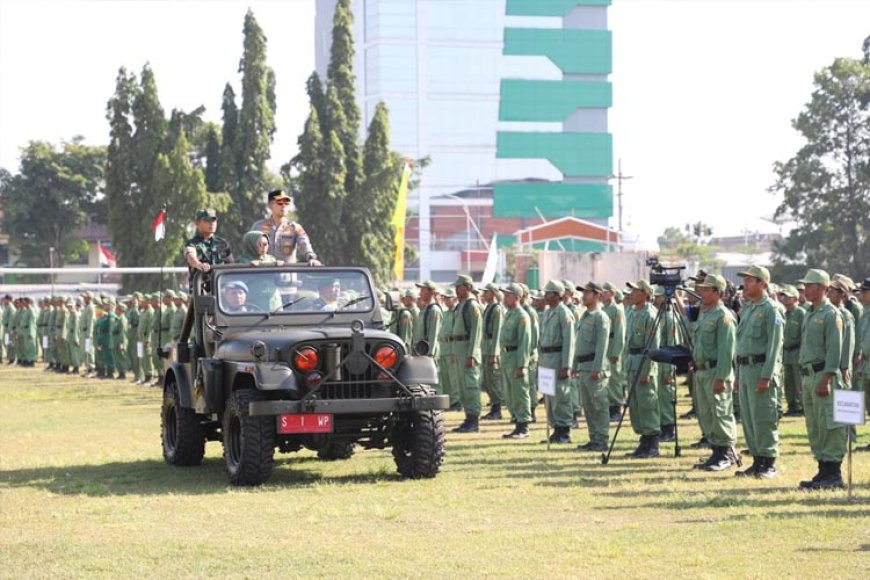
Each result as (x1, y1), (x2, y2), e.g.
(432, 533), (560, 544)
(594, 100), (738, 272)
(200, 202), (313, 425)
(601, 286), (696, 465)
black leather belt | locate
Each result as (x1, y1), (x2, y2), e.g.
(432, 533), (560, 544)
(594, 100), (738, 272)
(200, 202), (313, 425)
(736, 354), (767, 365)
(800, 361), (825, 376)
(783, 344), (799, 352)
(628, 347), (644, 355)
(695, 360), (718, 371)
(540, 346), (562, 353)
(575, 353), (595, 363)
(503, 346), (518, 352)
(608, 331), (614, 338)
(485, 333), (493, 339)
(452, 334), (469, 342)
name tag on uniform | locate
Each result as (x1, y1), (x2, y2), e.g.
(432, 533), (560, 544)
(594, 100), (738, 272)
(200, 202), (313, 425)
(3, 333), (8, 345)
(42, 336), (48, 348)
(85, 338), (94, 354)
(137, 341), (144, 358)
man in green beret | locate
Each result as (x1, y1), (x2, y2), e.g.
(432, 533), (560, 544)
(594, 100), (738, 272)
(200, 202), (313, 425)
(53, 296), (68, 371)
(692, 274), (739, 471)
(499, 283), (532, 438)
(797, 269), (846, 489)
(481, 282), (506, 420)
(734, 266), (784, 478)
(450, 274), (483, 433)
(539, 280), (576, 443)
(183, 208), (234, 293)
(778, 284), (805, 416)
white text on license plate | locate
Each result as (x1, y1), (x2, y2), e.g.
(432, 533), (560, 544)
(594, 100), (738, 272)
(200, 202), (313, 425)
(277, 413), (333, 434)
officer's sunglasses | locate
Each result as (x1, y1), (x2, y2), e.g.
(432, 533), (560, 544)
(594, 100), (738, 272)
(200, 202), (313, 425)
(276, 200), (291, 206)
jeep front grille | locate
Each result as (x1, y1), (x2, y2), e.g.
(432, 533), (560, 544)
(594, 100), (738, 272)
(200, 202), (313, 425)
(303, 339), (403, 400)
(319, 381), (374, 400)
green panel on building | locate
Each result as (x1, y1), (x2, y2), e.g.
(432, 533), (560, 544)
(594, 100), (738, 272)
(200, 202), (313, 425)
(531, 239), (609, 252)
(499, 79), (611, 122)
(497, 132), (612, 176)
(507, 0), (612, 17)
(496, 234), (517, 249)
(493, 182), (612, 219)
(504, 28), (612, 75)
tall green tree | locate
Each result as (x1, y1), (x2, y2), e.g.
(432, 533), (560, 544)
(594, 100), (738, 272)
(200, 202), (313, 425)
(105, 67), (137, 267)
(326, 0), (361, 197)
(204, 125), (222, 192)
(0, 139), (106, 267)
(218, 83), (240, 194)
(221, 8), (277, 243)
(772, 56), (870, 279)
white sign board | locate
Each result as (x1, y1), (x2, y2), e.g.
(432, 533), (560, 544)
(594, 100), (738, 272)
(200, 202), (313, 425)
(42, 336), (48, 349)
(538, 367), (557, 397)
(85, 338), (94, 354)
(136, 341), (144, 359)
(834, 389), (866, 426)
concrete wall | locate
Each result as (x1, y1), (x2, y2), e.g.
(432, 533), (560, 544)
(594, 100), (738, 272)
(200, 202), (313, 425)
(534, 250), (652, 288)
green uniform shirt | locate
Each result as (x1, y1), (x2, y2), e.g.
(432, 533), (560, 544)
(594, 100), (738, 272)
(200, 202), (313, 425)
(391, 308), (415, 352)
(783, 305), (805, 364)
(538, 302), (575, 371)
(481, 302), (504, 357)
(692, 303), (736, 382)
(127, 305), (140, 342)
(413, 302), (442, 358)
(626, 303), (660, 378)
(65, 310), (80, 347)
(574, 306), (610, 373)
(138, 306), (154, 342)
(112, 313), (128, 349)
(521, 303), (540, 362)
(798, 299), (842, 375)
(170, 305), (187, 342)
(80, 302), (95, 339)
(499, 305), (530, 370)
(837, 305), (855, 373)
(604, 302), (625, 359)
(858, 306), (870, 377)
(451, 297), (483, 363)
(438, 308), (454, 357)
(735, 295), (784, 380)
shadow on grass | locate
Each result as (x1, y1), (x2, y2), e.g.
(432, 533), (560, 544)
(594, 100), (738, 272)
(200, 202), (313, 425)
(0, 455), (405, 497)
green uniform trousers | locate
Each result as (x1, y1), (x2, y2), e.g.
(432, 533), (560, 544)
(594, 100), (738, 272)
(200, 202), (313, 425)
(783, 362), (803, 411)
(579, 370), (610, 444)
(545, 377), (574, 428)
(627, 354), (660, 436)
(114, 343), (128, 373)
(455, 359), (481, 416)
(141, 343), (154, 378)
(801, 370), (847, 462)
(737, 363), (780, 458)
(607, 356), (625, 406)
(128, 341), (140, 380)
(694, 369), (736, 447)
(501, 366), (531, 423)
(482, 359), (505, 406)
(658, 369), (676, 426)
(529, 361), (539, 412)
(438, 355), (458, 406)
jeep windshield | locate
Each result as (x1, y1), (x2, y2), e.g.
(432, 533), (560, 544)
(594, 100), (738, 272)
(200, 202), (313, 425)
(215, 269), (375, 316)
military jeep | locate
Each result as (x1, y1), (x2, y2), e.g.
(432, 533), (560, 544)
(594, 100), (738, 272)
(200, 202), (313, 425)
(160, 265), (448, 486)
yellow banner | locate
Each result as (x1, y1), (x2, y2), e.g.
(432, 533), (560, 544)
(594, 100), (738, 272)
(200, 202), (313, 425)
(392, 161), (412, 280)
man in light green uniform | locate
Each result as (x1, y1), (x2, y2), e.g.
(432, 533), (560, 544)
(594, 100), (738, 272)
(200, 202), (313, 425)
(797, 269), (846, 490)
(450, 275), (483, 433)
(538, 280), (575, 443)
(654, 286), (682, 442)
(857, 278), (870, 449)
(36, 298), (49, 364)
(562, 280), (585, 427)
(574, 282), (611, 452)
(692, 274), (739, 471)
(126, 293), (142, 383)
(113, 303), (129, 380)
(734, 266), (784, 478)
(391, 290), (417, 353)
(170, 292), (188, 343)
(481, 283), (506, 420)
(65, 300), (82, 373)
(0, 295), (12, 363)
(624, 280), (661, 458)
(79, 292), (96, 377)
(438, 288), (460, 410)
(499, 283), (531, 439)
(519, 284), (540, 422)
(412, 280), (441, 365)
(828, 278), (856, 388)
(137, 295), (155, 385)
(54, 297), (68, 372)
(602, 282), (626, 421)
(778, 285), (805, 416)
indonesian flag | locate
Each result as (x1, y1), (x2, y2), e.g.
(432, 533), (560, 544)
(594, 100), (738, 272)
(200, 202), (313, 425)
(152, 208), (166, 241)
(98, 243), (117, 268)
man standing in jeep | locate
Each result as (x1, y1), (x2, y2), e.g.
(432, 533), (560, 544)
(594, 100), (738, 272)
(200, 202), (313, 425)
(251, 190), (321, 266)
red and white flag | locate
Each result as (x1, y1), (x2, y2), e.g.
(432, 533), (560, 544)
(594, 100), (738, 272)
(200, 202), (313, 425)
(152, 208), (166, 241)
(98, 243), (117, 268)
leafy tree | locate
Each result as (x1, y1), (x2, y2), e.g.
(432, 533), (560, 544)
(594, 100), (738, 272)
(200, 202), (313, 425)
(218, 83), (240, 194)
(657, 225), (722, 271)
(772, 56), (870, 279)
(0, 139), (106, 268)
(326, 0), (361, 198)
(204, 125), (222, 192)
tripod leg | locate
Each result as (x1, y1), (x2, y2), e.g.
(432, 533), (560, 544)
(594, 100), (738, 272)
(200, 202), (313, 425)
(672, 368), (681, 457)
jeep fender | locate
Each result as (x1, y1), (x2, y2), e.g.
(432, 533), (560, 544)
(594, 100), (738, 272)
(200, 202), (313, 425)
(221, 361), (301, 394)
(166, 363), (193, 409)
(396, 356), (438, 386)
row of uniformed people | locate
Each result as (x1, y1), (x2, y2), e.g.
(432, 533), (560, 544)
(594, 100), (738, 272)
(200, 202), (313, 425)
(2, 290), (189, 387)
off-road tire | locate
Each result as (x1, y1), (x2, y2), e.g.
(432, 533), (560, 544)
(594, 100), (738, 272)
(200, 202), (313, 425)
(316, 439), (356, 461)
(391, 386), (446, 479)
(161, 377), (205, 466)
(223, 389), (275, 486)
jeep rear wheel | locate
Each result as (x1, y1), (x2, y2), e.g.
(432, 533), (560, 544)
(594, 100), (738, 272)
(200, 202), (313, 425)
(391, 387), (446, 479)
(161, 377), (205, 466)
(223, 389), (275, 486)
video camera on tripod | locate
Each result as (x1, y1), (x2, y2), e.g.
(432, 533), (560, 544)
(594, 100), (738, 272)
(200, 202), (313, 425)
(647, 257), (686, 297)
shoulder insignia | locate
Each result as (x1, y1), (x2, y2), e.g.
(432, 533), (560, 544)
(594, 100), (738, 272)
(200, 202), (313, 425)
(836, 317), (843, 330)
(295, 225), (306, 236)
(520, 317), (528, 326)
(723, 315), (733, 325)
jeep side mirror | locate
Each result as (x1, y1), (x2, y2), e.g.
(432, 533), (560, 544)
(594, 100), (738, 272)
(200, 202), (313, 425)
(383, 291), (401, 312)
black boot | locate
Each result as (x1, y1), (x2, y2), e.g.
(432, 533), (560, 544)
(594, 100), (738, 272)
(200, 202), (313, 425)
(453, 415), (479, 433)
(690, 436), (710, 449)
(754, 456), (777, 479)
(482, 403), (503, 420)
(679, 407), (697, 420)
(636, 435), (660, 459)
(609, 406), (622, 421)
(702, 446), (734, 471)
(811, 461), (845, 490)
(659, 424), (675, 443)
(735, 456), (760, 477)
(117, 372), (126, 380)
(799, 461), (825, 489)
(548, 426), (571, 444)
(629, 435), (649, 458)
(504, 422), (529, 439)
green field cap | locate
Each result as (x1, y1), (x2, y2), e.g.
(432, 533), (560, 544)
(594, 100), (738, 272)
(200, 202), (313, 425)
(737, 265), (770, 283)
(797, 269), (830, 285)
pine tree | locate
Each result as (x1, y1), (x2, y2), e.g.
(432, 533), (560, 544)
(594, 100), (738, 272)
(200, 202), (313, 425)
(204, 125), (222, 192)
(326, 0), (361, 199)
(105, 67), (137, 268)
(218, 83), (240, 194)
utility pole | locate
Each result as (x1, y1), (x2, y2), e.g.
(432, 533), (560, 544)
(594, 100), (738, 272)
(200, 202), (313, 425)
(614, 159), (633, 251)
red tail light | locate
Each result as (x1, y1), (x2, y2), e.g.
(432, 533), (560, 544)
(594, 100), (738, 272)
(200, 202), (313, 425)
(373, 345), (399, 370)
(294, 347), (319, 373)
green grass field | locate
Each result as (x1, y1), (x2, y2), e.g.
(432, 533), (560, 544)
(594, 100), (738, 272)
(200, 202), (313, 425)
(1, 366), (869, 579)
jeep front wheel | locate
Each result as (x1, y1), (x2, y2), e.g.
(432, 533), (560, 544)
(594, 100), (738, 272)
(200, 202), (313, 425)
(161, 377), (205, 466)
(223, 389), (275, 486)
(391, 387), (446, 479)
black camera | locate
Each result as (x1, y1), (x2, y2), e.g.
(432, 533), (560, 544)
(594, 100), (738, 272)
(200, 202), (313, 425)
(646, 257), (686, 289)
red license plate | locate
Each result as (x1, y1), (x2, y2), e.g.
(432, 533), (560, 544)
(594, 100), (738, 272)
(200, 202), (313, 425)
(277, 413), (333, 434)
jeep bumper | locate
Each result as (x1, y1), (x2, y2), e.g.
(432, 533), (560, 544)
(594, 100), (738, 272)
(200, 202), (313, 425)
(248, 394), (449, 417)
